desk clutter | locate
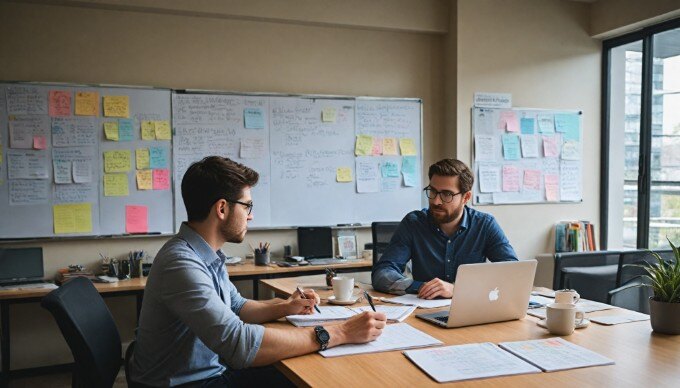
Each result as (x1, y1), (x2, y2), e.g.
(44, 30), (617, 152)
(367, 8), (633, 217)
(56, 251), (152, 284)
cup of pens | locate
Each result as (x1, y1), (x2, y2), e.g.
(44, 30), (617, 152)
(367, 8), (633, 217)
(254, 242), (270, 266)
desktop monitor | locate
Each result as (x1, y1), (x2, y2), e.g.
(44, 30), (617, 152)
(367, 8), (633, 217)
(297, 227), (333, 259)
(0, 247), (44, 284)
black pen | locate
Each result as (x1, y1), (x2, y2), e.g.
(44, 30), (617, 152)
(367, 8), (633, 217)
(363, 290), (376, 312)
(296, 286), (321, 313)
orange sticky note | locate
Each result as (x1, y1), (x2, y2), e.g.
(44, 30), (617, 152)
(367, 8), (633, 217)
(75, 91), (99, 116)
(152, 169), (170, 190)
(33, 135), (47, 149)
(125, 205), (148, 234)
(49, 90), (72, 117)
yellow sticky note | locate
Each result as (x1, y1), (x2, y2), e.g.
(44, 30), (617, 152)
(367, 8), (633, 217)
(103, 150), (131, 173)
(399, 138), (417, 156)
(104, 122), (119, 141)
(104, 173), (129, 196)
(383, 138), (398, 155)
(154, 121), (172, 140)
(141, 121), (156, 140)
(103, 96), (130, 118)
(136, 148), (150, 170)
(336, 167), (353, 182)
(53, 203), (92, 234)
(136, 170), (153, 190)
(355, 135), (373, 156)
(322, 107), (337, 123)
(75, 92), (98, 116)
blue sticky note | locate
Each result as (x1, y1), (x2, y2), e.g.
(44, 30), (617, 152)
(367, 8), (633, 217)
(520, 118), (535, 134)
(149, 147), (167, 169)
(554, 113), (579, 134)
(382, 162), (399, 178)
(563, 125), (580, 141)
(118, 119), (134, 141)
(401, 156), (417, 174)
(403, 172), (417, 187)
(502, 134), (521, 160)
(244, 108), (264, 129)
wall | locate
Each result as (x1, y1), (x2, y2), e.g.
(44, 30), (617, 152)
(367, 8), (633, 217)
(590, 0), (680, 38)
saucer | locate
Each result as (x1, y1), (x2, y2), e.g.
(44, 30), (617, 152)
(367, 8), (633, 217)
(537, 318), (590, 329)
(328, 295), (359, 305)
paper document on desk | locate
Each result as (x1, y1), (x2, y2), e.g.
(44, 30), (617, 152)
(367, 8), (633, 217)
(589, 311), (649, 325)
(404, 343), (541, 383)
(286, 306), (355, 326)
(319, 323), (442, 358)
(350, 305), (417, 322)
(381, 294), (451, 309)
(498, 337), (614, 372)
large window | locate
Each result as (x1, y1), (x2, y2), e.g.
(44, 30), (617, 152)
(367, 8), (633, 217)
(603, 19), (680, 250)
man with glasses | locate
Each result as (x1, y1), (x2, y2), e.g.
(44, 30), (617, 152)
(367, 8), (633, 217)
(372, 158), (517, 299)
(130, 156), (386, 387)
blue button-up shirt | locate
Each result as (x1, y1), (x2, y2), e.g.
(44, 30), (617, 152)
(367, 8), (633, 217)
(372, 206), (518, 294)
(130, 223), (264, 387)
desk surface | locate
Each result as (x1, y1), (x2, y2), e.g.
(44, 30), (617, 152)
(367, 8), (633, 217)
(0, 278), (148, 300)
(260, 278), (680, 387)
(225, 258), (371, 277)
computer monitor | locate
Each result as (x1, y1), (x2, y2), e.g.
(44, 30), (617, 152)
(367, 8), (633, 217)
(0, 247), (45, 285)
(297, 227), (333, 259)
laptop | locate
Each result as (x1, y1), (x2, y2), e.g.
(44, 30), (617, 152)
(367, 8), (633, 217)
(417, 260), (537, 328)
(297, 227), (334, 261)
(0, 247), (47, 287)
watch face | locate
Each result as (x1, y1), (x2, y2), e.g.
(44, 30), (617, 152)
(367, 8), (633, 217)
(319, 330), (330, 342)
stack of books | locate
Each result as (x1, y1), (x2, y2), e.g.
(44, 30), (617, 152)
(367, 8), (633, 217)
(554, 221), (597, 253)
(55, 269), (97, 285)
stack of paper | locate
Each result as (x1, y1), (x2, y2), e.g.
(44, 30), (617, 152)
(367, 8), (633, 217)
(319, 323), (442, 357)
(589, 311), (649, 325)
(286, 305), (417, 327)
(380, 294), (451, 309)
(498, 337), (615, 372)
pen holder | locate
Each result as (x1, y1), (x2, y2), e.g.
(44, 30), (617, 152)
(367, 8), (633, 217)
(254, 251), (270, 266)
(130, 258), (143, 278)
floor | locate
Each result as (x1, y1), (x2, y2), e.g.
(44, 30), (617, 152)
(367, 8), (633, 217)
(8, 369), (127, 388)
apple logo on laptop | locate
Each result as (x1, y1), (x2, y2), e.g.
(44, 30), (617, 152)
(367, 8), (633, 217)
(488, 287), (500, 302)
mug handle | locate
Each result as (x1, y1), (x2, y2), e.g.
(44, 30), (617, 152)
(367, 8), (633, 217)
(573, 291), (580, 304)
(575, 310), (585, 325)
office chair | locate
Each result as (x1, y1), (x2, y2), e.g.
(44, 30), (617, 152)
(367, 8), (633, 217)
(553, 251), (620, 303)
(371, 222), (400, 265)
(608, 276), (653, 314)
(616, 249), (674, 287)
(41, 277), (122, 388)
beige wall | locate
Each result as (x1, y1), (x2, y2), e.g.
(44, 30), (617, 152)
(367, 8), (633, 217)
(590, 0), (680, 38)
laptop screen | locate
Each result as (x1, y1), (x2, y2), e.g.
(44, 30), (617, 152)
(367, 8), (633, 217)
(0, 247), (44, 282)
(297, 227), (333, 259)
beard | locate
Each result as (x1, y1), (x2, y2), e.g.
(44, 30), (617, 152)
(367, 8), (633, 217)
(430, 204), (460, 225)
(219, 212), (246, 243)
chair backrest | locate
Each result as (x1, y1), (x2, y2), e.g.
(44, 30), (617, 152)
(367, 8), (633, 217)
(553, 250), (621, 290)
(41, 277), (122, 388)
(609, 277), (653, 314)
(371, 222), (400, 265)
(617, 249), (674, 287)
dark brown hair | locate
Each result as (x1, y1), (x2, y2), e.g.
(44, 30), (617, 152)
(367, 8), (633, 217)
(181, 156), (259, 222)
(428, 158), (474, 193)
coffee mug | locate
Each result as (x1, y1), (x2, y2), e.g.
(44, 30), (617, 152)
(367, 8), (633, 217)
(546, 303), (585, 335)
(555, 289), (580, 304)
(331, 276), (354, 301)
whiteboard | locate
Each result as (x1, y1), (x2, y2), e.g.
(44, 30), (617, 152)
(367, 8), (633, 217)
(471, 107), (583, 205)
(172, 92), (422, 229)
(0, 83), (173, 239)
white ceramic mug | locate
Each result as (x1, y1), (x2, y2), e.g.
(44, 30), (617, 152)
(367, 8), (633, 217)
(331, 277), (354, 301)
(546, 303), (585, 335)
(554, 289), (580, 304)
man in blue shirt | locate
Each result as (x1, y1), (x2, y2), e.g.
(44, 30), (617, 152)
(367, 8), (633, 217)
(372, 158), (517, 299)
(130, 157), (386, 387)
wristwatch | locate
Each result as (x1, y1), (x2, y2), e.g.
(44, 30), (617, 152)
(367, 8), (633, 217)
(314, 326), (330, 351)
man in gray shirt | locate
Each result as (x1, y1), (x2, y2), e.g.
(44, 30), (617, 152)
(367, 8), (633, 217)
(129, 157), (386, 387)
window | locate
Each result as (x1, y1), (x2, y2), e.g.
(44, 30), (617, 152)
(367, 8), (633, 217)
(603, 19), (680, 249)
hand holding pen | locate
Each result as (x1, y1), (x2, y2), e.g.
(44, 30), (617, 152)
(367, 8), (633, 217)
(363, 290), (377, 312)
(296, 286), (321, 313)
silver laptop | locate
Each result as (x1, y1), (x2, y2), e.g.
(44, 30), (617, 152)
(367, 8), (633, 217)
(417, 260), (537, 328)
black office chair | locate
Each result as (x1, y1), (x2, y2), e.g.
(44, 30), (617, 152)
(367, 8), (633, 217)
(41, 277), (122, 388)
(609, 249), (675, 313)
(553, 251), (621, 303)
(371, 221), (400, 265)
(616, 249), (674, 288)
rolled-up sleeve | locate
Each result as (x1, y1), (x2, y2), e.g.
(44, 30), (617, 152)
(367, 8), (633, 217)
(372, 219), (415, 294)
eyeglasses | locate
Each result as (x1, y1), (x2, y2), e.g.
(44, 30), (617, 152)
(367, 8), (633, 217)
(423, 187), (463, 203)
(226, 199), (254, 215)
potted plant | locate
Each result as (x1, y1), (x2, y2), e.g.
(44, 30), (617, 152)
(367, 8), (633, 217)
(637, 239), (680, 334)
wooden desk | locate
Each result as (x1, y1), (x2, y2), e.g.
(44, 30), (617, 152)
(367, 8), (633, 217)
(260, 278), (680, 387)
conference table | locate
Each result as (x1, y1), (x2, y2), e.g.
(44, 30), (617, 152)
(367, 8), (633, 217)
(260, 277), (680, 387)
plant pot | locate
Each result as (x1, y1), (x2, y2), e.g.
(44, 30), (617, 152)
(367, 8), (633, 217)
(649, 298), (680, 335)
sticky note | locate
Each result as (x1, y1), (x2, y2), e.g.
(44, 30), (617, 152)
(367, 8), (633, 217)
(104, 173), (129, 196)
(520, 118), (535, 134)
(322, 107), (337, 123)
(336, 167), (353, 182)
(118, 119), (134, 141)
(383, 138), (398, 155)
(103, 95), (129, 118)
(538, 114), (555, 133)
(103, 150), (131, 173)
(53, 203), (92, 234)
(554, 113), (579, 133)
(502, 165), (520, 192)
(33, 135), (47, 150)
(49, 90), (71, 117)
(141, 121), (155, 140)
(125, 205), (148, 234)
(104, 122), (119, 141)
(499, 111), (519, 132)
(523, 169), (541, 191)
(401, 156), (418, 187)
(136, 170), (152, 190)
(152, 169), (170, 190)
(149, 147), (167, 169)
(371, 137), (383, 155)
(136, 148), (150, 170)
(543, 136), (559, 158)
(381, 161), (399, 178)
(501, 134), (521, 160)
(154, 121), (172, 140)
(244, 108), (264, 129)
(399, 138), (417, 156)
(75, 91), (98, 116)
(355, 135), (373, 156)
(545, 174), (559, 201)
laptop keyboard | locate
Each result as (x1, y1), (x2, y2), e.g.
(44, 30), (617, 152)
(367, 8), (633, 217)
(434, 315), (449, 323)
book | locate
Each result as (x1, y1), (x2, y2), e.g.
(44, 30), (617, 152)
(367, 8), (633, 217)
(554, 220), (597, 252)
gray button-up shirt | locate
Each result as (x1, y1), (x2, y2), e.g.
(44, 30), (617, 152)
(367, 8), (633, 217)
(130, 223), (264, 386)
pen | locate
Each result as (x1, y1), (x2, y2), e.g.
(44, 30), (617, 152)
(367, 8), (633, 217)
(363, 290), (376, 312)
(296, 286), (321, 313)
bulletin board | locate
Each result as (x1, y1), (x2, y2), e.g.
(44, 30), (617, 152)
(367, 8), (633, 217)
(0, 82), (173, 239)
(471, 107), (583, 205)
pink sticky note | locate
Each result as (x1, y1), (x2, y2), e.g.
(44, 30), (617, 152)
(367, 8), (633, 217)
(543, 136), (559, 157)
(523, 169), (541, 191)
(125, 205), (148, 233)
(371, 137), (383, 155)
(49, 90), (72, 117)
(499, 111), (519, 132)
(544, 174), (559, 201)
(152, 169), (170, 190)
(502, 165), (520, 192)
(33, 135), (47, 149)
